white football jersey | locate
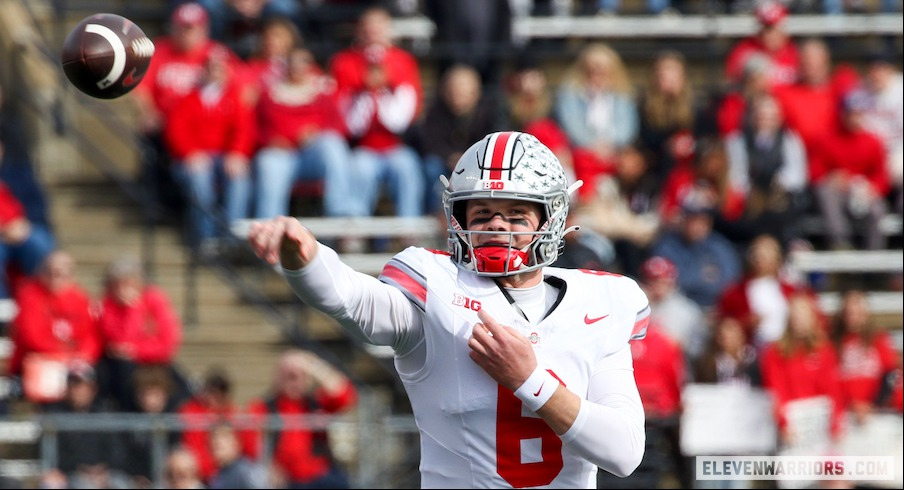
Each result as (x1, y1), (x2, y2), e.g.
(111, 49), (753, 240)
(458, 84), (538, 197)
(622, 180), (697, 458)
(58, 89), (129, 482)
(379, 247), (649, 489)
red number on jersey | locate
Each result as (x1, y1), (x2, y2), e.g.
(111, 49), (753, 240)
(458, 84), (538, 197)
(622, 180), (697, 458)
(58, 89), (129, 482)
(496, 385), (563, 487)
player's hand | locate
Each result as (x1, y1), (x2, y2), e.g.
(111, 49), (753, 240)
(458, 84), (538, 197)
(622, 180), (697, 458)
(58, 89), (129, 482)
(247, 216), (318, 269)
(468, 308), (537, 391)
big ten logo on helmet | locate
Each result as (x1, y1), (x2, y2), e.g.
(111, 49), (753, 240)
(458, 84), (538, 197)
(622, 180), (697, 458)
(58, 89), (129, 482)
(452, 293), (481, 311)
(483, 181), (505, 190)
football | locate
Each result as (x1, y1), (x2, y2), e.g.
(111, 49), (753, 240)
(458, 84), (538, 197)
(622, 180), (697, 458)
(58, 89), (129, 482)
(60, 13), (155, 99)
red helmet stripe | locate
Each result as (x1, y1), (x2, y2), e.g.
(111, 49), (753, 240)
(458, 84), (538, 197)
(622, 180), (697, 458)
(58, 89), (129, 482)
(486, 131), (515, 181)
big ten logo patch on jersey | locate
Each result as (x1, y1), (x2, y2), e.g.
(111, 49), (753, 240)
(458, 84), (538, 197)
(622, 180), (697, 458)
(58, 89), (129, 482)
(452, 293), (481, 311)
(483, 180), (505, 190)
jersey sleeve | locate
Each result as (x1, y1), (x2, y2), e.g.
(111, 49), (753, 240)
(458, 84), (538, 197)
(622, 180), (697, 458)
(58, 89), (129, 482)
(378, 247), (430, 312)
(619, 275), (650, 342)
(282, 243), (424, 355)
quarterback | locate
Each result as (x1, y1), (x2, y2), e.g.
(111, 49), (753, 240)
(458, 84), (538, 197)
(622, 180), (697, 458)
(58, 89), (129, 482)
(248, 131), (649, 488)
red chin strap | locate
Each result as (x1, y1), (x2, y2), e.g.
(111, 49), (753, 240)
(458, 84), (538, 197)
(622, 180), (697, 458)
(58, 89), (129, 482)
(473, 246), (529, 274)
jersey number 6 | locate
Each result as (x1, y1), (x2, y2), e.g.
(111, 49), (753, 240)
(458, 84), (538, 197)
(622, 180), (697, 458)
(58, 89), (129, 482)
(496, 385), (563, 487)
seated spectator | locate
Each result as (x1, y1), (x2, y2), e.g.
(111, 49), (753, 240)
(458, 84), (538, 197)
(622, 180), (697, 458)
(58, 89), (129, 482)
(242, 349), (357, 489)
(0, 178), (55, 299)
(165, 46), (255, 253)
(593, 0), (676, 16)
(164, 446), (206, 490)
(723, 93), (809, 247)
(209, 422), (268, 489)
(254, 47), (354, 220)
(859, 49), (903, 215)
(716, 53), (774, 137)
(330, 7), (425, 219)
(199, 0), (301, 60)
(639, 256), (708, 362)
(638, 50), (700, 191)
(411, 64), (498, 216)
(694, 316), (761, 386)
(242, 15), (304, 101)
(178, 367), (240, 484)
(133, 2), (244, 216)
(724, 0), (799, 89)
(119, 365), (183, 485)
(41, 361), (132, 489)
(651, 188), (743, 309)
(573, 144), (660, 276)
(551, 212), (616, 271)
(716, 234), (812, 348)
(812, 90), (890, 250)
(7, 251), (101, 404)
(831, 289), (897, 424)
(760, 293), (845, 445)
(554, 43), (638, 202)
(95, 254), (187, 411)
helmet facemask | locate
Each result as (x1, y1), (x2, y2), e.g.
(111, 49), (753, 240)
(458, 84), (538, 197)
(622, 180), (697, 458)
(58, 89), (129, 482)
(441, 131), (582, 277)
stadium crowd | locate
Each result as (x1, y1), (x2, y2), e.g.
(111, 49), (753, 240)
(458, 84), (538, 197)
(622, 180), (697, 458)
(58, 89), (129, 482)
(0, 0), (902, 488)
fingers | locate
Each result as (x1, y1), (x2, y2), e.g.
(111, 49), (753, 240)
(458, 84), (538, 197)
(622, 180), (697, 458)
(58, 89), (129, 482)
(477, 308), (504, 338)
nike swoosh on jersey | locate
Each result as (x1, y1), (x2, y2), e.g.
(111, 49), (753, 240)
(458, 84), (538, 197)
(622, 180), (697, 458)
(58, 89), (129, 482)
(584, 314), (609, 324)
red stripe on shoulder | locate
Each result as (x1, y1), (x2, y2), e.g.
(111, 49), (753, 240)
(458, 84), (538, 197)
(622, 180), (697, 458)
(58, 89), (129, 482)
(381, 263), (427, 304)
(425, 248), (451, 256)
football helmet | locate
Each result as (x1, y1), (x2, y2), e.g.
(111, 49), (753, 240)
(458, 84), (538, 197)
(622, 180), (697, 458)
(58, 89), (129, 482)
(441, 131), (582, 276)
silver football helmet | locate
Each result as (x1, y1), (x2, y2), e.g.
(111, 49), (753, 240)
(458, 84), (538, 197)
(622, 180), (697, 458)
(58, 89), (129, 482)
(441, 131), (582, 276)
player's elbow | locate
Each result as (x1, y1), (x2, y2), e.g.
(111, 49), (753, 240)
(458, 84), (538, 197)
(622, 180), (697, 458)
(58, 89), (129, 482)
(596, 424), (645, 478)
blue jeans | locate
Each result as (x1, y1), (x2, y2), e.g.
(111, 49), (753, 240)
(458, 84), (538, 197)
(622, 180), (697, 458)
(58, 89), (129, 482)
(0, 223), (56, 298)
(171, 155), (251, 246)
(421, 154), (448, 215)
(254, 132), (354, 219)
(349, 145), (424, 217)
(598, 0), (671, 13)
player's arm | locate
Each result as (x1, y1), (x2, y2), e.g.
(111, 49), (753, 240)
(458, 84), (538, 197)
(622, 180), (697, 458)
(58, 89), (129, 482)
(248, 217), (423, 354)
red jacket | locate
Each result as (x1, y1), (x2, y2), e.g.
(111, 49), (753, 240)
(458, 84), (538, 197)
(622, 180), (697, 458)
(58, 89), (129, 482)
(836, 332), (897, 408)
(178, 397), (240, 482)
(8, 279), (101, 375)
(631, 324), (685, 419)
(256, 75), (344, 148)
(330, 44), (422, 151)
(717, 276), (803, 340)
(97, 285), (182, 364)
(0, 183), (25, 225)
(725, 37), (799, 89)
(811, 128), (890, 197)
(760, 341), (846, 436)
(164, 79), (256, 159)
(135, 38), (241, 121)
(241, 383), (357, 483)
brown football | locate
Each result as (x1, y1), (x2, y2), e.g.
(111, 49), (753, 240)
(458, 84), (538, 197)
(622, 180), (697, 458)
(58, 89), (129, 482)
(60, 13), (155, 99)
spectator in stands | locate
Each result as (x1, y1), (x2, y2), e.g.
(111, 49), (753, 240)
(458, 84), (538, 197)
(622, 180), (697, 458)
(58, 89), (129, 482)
(410, 64), (499, 216)
(133, 2), (243, 216)
(0, 178), (55, 299)
(593, 0), (677, 16)
(638, 50), (700, 192)
(95, 254), (186, 411)
(498, 53), (575, 184)
(860, 50), (903, 215)
(572, 144), (660, 276)
(760, 292), (845, 443)
(639, 255), (708, 362)
(876, 333), (902, 413)
(165, 46), (255, 254)
(423, 0), (514, 89)
(41, 361), (133, 489)
(242, 16), (304, 102)
(330, 7), (425, 219)
(551, 212), (616, 271)
(242, 349), (357, 489)
(651, 187), (743, 309)
(119, 365), (182, 485)
(831, 289), (898, 424)
(773, 37), (860, 177)
(7, 251), (102, 403)
(164, 447), (205, 489)
(598, 320), (685, 489)
(724, 0), (799, 90)
(554, 42), (638, 202)
(717, 53), (774, 137)
(198, 0), (301, 60)
(254, 47), (354, 221)
(716, 234), (810, 348)
(723, 93), (809, 247)
(695, 315), (761, 386)
(178, 367), (240, 484)
(209, 422), (268, 489)
(812, 90), (890, 250)
(1, 86), (52, 229)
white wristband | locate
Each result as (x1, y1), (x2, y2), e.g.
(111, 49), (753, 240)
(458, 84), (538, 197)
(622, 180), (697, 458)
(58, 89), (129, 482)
(514, 366), (558, 412)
